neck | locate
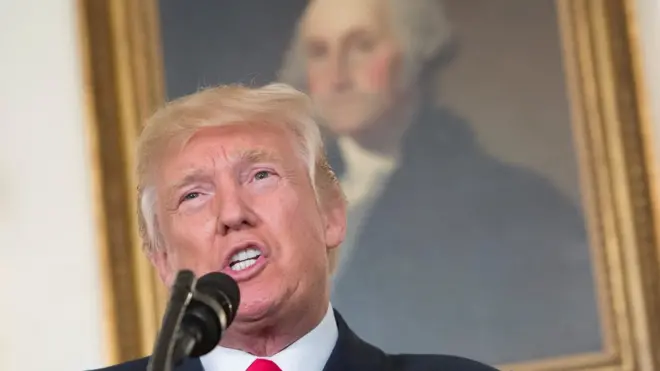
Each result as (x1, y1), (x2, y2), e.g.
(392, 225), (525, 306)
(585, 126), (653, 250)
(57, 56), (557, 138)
(218, 297), (329, 357)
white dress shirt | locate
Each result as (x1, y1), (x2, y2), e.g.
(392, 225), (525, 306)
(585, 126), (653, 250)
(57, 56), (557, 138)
(200, 304), (338, 371)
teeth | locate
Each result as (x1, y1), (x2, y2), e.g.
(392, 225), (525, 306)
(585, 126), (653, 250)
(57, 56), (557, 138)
(229, 247), (261, 271)
(231, 258), (258, 271)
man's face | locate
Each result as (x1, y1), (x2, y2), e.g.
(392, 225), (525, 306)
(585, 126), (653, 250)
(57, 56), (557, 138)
(302, 0), (403, 136)
(151, 123), (344, 326)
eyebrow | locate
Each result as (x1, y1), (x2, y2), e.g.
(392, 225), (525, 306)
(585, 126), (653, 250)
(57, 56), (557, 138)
(236, 148), (282, 165)
(166, 169), (212, 199)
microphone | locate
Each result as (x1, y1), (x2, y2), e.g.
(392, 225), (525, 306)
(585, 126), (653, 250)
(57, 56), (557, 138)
(147, 271), (241, 371)
(174, 272), (241, 358)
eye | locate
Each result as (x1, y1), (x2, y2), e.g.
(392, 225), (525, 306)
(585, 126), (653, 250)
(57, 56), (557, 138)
(253, 170), (271, 181)
(181, 192), (201, 202)
(355, 37), (375, 53)
(306, 42), (327, 59)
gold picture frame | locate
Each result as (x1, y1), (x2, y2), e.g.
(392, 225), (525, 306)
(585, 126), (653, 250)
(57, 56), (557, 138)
(77, 0), (660, 370)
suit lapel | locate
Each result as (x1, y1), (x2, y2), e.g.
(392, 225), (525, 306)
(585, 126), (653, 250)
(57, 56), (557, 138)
(322, 310), (389, 371)
(175, 357), (204, 371)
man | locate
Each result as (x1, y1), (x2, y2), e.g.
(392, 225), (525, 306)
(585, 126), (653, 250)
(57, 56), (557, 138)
(94, 84), (498, 371)
(278, 0), (602, 364)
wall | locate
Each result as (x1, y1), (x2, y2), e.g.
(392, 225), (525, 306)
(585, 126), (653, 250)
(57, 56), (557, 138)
(635, 0), (660, 182)
(0, 0), (105, 370)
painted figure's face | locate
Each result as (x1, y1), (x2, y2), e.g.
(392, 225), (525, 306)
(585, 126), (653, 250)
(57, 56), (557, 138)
(150, 123), (344, 328)
(302, 0), (403, 136)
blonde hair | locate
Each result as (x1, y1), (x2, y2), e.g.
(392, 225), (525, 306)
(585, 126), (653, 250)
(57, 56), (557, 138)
(136, 83), (344, 270)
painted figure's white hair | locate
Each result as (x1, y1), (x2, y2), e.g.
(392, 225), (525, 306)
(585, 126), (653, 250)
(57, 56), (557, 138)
(278, 0), (453, 90)
(136, 83), (344, 269)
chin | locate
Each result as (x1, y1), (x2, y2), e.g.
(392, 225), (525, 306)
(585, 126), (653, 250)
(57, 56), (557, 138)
(234, 292), (281, 324)
(324, 109), (384, 137)
(326, 116), (372, 136)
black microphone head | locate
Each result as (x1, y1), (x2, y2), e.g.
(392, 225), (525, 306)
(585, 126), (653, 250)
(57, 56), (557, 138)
(196, 272), (240, 323)
(183, 272), (240, 357)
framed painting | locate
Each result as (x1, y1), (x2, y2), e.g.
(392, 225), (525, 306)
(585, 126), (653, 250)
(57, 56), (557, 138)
(77, 0), (660, 370)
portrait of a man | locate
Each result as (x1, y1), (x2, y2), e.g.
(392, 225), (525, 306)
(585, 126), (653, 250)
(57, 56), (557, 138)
(155, 0), (604, 365)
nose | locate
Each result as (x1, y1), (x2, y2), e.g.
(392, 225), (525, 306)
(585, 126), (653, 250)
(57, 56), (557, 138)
(328, 54), (351, 92)
(215, 186), (256, 235)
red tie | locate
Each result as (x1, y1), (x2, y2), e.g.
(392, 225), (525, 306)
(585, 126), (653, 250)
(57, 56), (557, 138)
(246, 359), (282, 371)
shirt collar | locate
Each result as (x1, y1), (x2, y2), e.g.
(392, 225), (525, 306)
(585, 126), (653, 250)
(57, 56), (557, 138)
(200, 304), (338, 371)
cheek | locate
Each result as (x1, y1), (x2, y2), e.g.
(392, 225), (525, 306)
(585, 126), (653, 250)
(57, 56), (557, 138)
(359, 49), (401, 92)
(307, 65), (327, 95)
(287, 199), (326, 259)
(262, 191), (323, 253)
(163, 209), (218, 267)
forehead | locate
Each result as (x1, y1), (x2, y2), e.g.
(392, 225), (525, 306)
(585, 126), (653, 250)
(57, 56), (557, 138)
(163, 123), (300, 171)
(302, 0), (392, 39)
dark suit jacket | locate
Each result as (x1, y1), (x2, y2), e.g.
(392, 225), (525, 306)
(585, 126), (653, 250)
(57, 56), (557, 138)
(325, 104), (602, 363)
(90, 311), (498, 371)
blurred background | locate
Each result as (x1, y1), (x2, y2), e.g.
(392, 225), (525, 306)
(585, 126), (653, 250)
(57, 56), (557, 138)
(1, 0), (659, 370)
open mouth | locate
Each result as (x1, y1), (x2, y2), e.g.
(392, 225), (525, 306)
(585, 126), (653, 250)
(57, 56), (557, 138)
(229, 246), (262, 271)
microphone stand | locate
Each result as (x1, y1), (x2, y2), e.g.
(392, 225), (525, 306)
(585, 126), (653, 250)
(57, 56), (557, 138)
(147, 270), (198, 371)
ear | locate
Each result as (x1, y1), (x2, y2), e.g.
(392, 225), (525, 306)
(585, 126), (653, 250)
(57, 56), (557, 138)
(148, 248), (174, 287)
(323, 196), (347, 252)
